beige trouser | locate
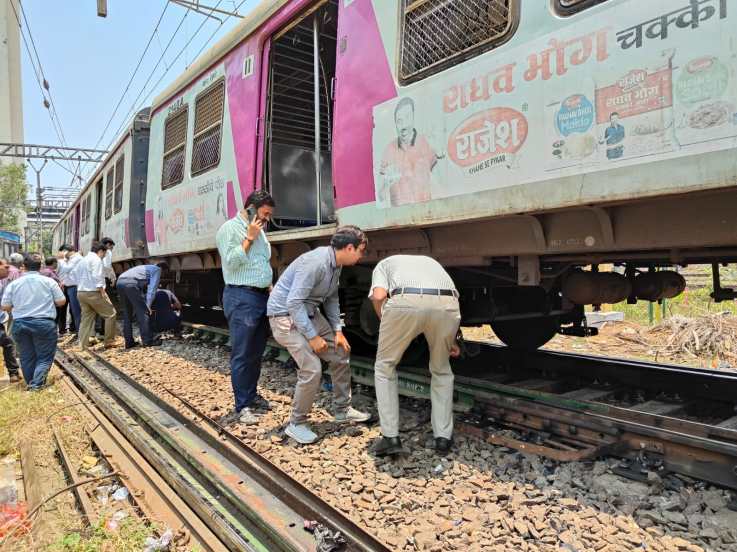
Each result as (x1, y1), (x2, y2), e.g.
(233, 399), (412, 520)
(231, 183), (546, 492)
(269, 312), (352, 425)
(374, 294), (461, 439)
(77, 290), (117, 349)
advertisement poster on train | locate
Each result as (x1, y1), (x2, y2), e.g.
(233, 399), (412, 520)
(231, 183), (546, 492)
(593, 50), (677, 162)
(371, 0), (737, 209)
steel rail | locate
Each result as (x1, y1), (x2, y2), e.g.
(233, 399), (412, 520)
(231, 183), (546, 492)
(59, 348), (390, 552)
(55, 373), (229, 552)
(181, 322), (737, 489)
(56, 350), (268, 551)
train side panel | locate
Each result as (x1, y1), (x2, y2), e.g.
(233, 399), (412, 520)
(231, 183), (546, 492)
(333, 0), (737, 244)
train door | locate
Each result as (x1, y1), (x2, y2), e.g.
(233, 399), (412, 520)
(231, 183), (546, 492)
(73, 204), (81, 251)
(93, 178), (104, 241)
(263, 0), (338, 228)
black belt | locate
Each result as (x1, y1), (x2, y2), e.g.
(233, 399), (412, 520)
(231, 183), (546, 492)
(227, 284), (269, 295)
(390, 287), (458, 298)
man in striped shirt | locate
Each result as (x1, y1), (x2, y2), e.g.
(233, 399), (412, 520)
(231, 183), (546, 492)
(216, 190), (275, 426)
(369, 255), (461, 457)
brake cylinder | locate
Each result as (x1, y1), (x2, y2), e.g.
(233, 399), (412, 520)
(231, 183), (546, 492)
(632, 271), (686, 302)
(562, 271), (632, 305)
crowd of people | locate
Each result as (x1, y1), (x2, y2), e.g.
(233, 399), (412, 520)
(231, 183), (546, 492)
(0, 238), (182, 390)
(217, 191), (462, 455)
(2, 190), (461, 455)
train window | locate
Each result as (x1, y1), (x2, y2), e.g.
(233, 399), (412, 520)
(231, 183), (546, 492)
(399, 0), (518, 83)
(555, 0), (609, 15)
(80, 197), (88, 236)
(162, 106), (188, 189)
(191, 79), (225, 176)
(105, 170), (114, 219)
(114, 155), (124, 213)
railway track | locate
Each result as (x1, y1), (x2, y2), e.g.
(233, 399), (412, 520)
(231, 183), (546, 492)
(54, 348), (390, 552)
(183, 322), (737, 491)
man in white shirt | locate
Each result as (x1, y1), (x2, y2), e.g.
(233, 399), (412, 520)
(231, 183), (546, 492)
(0, 258), (21, 382)
(77, 242), (117, 350)
(101, 237), (116, 284)
(1, 253), (66, 390)
(56, 244), (83, 334)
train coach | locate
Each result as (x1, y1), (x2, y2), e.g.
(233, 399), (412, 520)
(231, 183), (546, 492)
(54, 0), (737, 350)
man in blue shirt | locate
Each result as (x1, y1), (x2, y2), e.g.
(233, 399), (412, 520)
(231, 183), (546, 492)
(216, 190), (276, 426)
(1, 253), (66, 390)
(603, 112), (625, 160)
(267, 226), (371, 444)
(116, 262), (167, 349)
(151, 289), (182, 334)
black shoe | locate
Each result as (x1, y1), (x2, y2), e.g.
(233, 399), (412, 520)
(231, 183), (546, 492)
(249, 395), (271, 412)
(435, 437), (453, 456)
(143, 337), (163, 347)
(125, 341), (141, 350)
(372, 436), (404, 457)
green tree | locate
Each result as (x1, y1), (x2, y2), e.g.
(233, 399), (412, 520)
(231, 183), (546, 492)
(0, 163), (28, 233)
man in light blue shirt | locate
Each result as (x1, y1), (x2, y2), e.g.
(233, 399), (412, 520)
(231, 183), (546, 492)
(1, 253), (66, 390)
(267, 226), (371, 444)
(116, 262), (167, 349)
(215, 190), (275, 426)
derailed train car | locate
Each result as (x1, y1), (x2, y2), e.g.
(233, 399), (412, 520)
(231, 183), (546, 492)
(55, 0), (737, 349)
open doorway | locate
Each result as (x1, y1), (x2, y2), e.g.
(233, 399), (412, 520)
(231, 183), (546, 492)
(94, 178), (104, 241)
(265, 0), (338, 228)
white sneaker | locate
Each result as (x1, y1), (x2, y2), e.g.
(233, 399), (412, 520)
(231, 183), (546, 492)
(334, 406), (371, 424)
(285, 423), (318, 444)
(238, 407), (260, 425)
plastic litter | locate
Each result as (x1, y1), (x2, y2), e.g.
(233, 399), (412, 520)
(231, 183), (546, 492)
(81, 455), (99, 470)
(143, 528), (174, 552)
(112, 487), (129, 501)
(104, 510), (128, 532)
(0, 502), (29, 538)
(95, 485), (114, 505)
(433, 463), (445, 474)
(312, 524), (346, 552)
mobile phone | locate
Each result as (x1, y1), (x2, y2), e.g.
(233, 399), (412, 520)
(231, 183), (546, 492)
(246, 206), (257, 223)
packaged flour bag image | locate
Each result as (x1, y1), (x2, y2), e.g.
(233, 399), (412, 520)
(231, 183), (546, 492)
(594, 50), (676, 163)
(674, 39), (737, 147)
(545, 77), (598, 172)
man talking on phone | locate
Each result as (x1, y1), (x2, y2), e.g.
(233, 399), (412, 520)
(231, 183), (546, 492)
(216, 190), (276, 425)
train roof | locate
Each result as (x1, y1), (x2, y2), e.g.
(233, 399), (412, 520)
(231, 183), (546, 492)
(151, 0), (288, 113)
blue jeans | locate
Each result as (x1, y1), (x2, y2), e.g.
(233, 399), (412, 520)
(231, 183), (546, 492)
(223, 286), (268, 411)
(117, 279), (153, 346)
(11, 318), (58, 389)
(66, 286), (81, 333)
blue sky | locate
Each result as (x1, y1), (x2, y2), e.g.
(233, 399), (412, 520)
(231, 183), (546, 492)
(19, 0), (260, 195)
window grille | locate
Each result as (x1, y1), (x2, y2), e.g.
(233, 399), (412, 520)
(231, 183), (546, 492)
(191, 80), (225, 176)
(400, 0), (515, 82)
(114, 155), (124, 213)
(105, 170), (114, 219)
(162, 106), (188, 189)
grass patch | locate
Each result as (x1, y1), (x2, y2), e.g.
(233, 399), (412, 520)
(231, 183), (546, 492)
(0, 386), (55, 456)
(49, 518), (156, 552)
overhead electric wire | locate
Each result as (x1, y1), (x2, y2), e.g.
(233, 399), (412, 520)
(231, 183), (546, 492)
(101, 0), (234, 153)
(92, 1), (171, 151)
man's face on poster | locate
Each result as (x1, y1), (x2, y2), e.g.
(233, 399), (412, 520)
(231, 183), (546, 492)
(395, 104), (415, 146)
(610, 113), (619, 126)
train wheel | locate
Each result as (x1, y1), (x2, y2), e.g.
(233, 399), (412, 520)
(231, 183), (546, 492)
(490, 316), (560, 350)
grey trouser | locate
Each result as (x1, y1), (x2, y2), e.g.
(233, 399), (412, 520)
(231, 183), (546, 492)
(269, 311), (351, 425)
(77, 290), (117, 349)
(374, 294), (461, 439)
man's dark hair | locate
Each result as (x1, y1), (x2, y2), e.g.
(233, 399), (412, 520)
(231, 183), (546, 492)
(59, 243), (75, 252)
(610, 112), (620, 119)
(101, 237), (115, 247)
(156, 261), (169, 271)
(23, 253), (43, 272)
(245, 190), (275, 210)
(45, 257), (58, 268)
(90, 242), (107, 254)
(331, 225), (367, 251)
(394, 97), (415, 120)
